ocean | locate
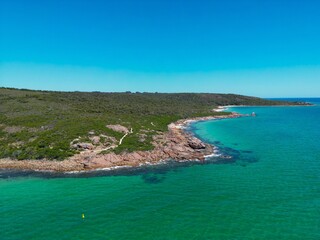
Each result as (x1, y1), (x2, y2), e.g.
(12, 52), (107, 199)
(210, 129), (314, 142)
(1, 98), (319, 240)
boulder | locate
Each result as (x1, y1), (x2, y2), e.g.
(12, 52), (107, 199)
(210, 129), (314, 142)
(188, 138), (206, 149)
(90, 136), (100, 145)
(71, 142), (94, 150)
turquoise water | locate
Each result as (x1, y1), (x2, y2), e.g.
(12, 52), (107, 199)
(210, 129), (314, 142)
(1, 99), (320, 240)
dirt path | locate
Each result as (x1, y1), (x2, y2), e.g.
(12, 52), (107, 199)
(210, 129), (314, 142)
(119, 133), (128, 145)
(119, 128), (133, 145)
(82, 128), (133, 155)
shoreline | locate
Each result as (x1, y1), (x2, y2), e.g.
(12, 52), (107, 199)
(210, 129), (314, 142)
(0, 112), (243, 173)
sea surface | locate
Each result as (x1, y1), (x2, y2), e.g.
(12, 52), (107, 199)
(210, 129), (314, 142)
(1, 98), (320, 240)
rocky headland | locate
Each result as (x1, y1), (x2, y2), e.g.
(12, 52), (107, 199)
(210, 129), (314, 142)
(0, 113), (242, 172)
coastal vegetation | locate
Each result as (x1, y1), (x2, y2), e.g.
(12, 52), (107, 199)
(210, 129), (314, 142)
(0, 87), (302, 160)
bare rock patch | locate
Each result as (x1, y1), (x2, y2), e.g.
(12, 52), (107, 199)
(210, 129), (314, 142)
(106, 124), (129, 134)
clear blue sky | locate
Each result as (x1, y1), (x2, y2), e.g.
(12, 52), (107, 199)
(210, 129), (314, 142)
(1, 0), (320, 97)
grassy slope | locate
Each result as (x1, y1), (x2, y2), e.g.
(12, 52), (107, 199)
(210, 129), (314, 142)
(0, 88), (298, 160)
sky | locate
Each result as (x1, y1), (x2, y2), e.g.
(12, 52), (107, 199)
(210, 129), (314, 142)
(1, 0), (320, 97)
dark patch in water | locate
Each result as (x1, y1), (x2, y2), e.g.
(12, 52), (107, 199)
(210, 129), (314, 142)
(206, 141), (258, 166)
(141, 173), (166, 184)
(241, 150), (253, 153)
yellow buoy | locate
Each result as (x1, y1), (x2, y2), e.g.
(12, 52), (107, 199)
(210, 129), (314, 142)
(82, 213), (85, 219)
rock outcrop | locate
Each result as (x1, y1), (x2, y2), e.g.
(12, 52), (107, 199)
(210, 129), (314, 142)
(74, 117), (221, 169)
(188, 138), (206, 149)
(0, 113), (242, 172)
(90, 136), (100, 145)
(106, 124), (129, 133)
(71, 142), (94, 150)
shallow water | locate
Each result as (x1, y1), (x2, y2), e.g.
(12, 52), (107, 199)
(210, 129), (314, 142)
(1, 99), (320, 240)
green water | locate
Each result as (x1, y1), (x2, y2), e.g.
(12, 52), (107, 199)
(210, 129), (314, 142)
(1, 99), (320, 239)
